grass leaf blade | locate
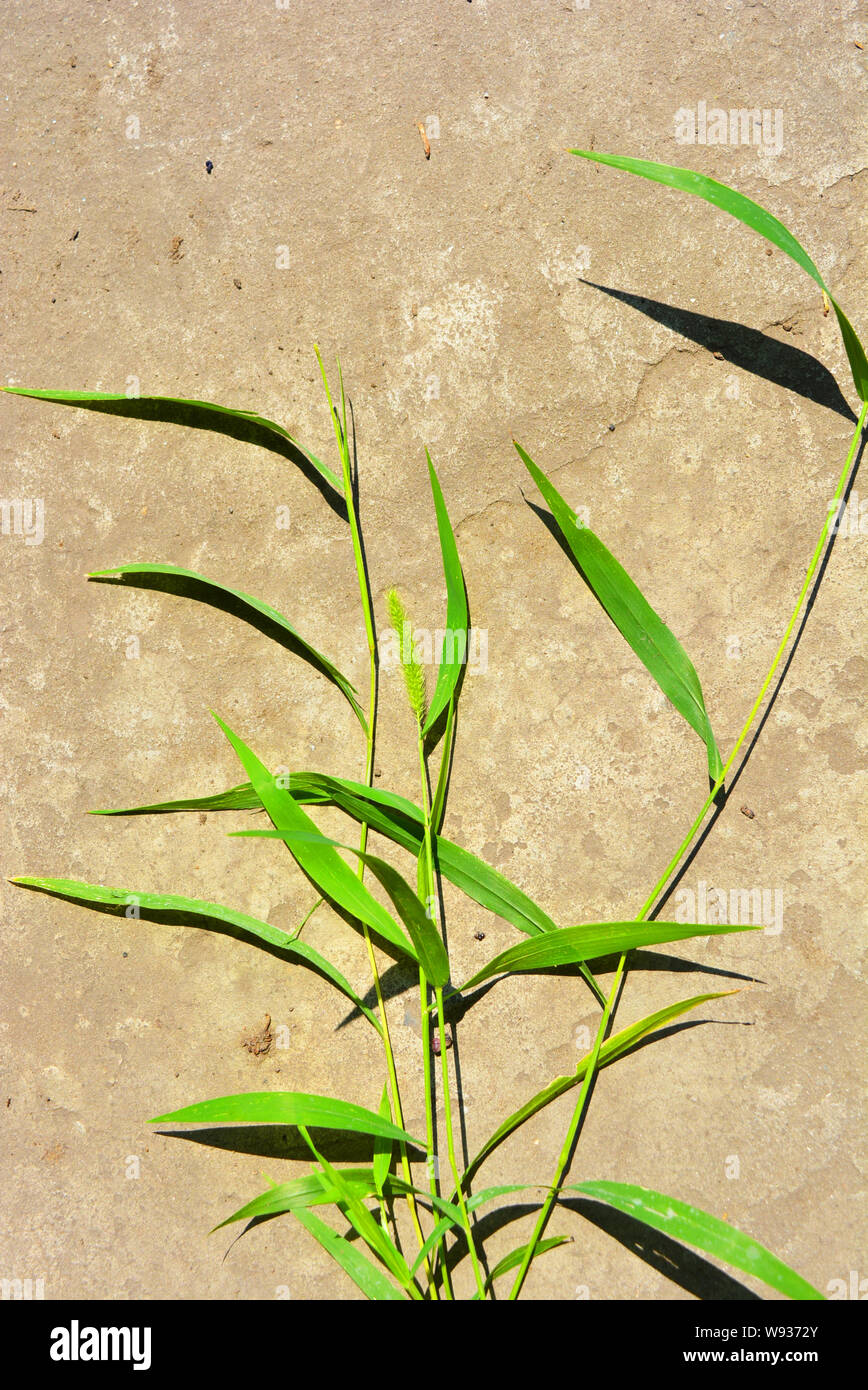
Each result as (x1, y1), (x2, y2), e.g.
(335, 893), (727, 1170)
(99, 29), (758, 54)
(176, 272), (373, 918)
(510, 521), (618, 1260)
(569, 1180), (825, 1300)
(483, 1236), (571, 1293)
(463, 991), (735, 1183)
(90, 563), (366, 731)
(235, 828), (450, 988)
(10, 875), (382, 1032)
(422, 454), (470, 734)
(212, 1168), (377, 1231)
(516, 441), (722, 782)
(210, 717), (418, 964)
(149, 1090), (422, 1146)
(458, 921), (755, 992)
(2, 386), (342, 488)
(569, 151), (868, 403)
(292, 1207), (407, 1300)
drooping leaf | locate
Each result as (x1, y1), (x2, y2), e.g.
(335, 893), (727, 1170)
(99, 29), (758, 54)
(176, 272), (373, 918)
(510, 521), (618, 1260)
(10, 875), (381, 1033)
(234, 826), (450, 987)
(569, 151), (868, 404)
(292, 1206), (407, 1301)
(422, 454), (470, 734)
(210, 717), (418, 964)
(1, 386), (342, 488)
(516, 441), (723, 783)
(457, 921), (755, 992)
(569, 1180), (825, 1300)
(90, 563), (366, 730)
(302, 1130), (421, 1297)
(462, 991), (735, 1184)
(149, 1090), (422, 1146)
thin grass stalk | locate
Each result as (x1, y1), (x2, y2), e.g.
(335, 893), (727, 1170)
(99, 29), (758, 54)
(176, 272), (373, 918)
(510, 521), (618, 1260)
(416, 735), (450, 1297)
(417, 728), (485, 1298)
(510, 402), (868, 1297)
(315, 349), (429, 1264)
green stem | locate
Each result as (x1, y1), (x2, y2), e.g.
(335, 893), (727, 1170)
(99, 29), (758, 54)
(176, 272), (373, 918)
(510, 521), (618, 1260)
(418, 724), (484, 1299)
(316, 347), (429, 1266)
(436, 985), (486, 1299)
(509, 402), (868, 1299)
(415, 730), (450, 1297)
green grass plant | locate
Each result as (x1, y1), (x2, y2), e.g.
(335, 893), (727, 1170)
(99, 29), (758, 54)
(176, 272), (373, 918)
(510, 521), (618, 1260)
(8, 153), (864, 1300)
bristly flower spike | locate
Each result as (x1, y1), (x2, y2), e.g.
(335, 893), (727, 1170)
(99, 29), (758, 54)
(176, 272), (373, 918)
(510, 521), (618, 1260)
(387, 587), (427, 725)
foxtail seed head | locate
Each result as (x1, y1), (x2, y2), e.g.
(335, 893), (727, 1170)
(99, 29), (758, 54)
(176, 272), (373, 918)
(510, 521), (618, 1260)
(387, 587), (427, 724)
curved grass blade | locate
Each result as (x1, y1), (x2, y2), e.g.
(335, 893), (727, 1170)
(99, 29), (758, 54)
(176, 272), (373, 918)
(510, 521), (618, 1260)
(302, 1130), (422, 1298)
(150, 1090), (422, 1146)
(90, 563), (366, 731)
(212, 1167), (378, 1231)
(422, 454), (470, 735)
(482, 1236), (571, 1295)
(10, 875), (381, 1033)
(462, 991), (734, 1184)
(2, 386), (342, 489)
(569, 151), (868, 403)
(215, 1166), (450, 1237)
(235, 827), (450, 988)
(516, 441), (722, 783)
(457, 920), (755, 992)
(211, 716), (418, 964)
(292, 1206), (407, 1301)
(569, 1180), (825, 1300)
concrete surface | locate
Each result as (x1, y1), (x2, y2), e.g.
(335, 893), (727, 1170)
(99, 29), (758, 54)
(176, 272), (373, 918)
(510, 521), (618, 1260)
(1, 0), (865, 1301)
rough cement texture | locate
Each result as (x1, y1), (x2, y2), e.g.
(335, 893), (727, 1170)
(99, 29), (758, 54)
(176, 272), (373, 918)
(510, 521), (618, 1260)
(1, 0), (865, 1301)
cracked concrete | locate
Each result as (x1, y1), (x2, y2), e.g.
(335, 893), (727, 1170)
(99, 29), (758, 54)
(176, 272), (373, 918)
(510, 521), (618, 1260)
(1, 0), (865, 1302)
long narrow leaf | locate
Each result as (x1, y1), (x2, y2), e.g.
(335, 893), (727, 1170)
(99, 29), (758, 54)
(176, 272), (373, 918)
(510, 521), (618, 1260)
(91, 782), (273, 815)
(569, 151), (868, 403)
(150, 1090), (422, 1146)
(10, 875), (381, 1033)
(234, 827), (449, 987)
(91, 563), (366, 730)
(463, 991), (734, 1184)
(457, 921), (755, 992)
(213, 1168), (377, 1230)
(292, 1207), (406, 1300)
(211, 717), (418, 964)
(569, 1180), (824, 1300)
(422, 454), (470, 734)
(2, 386), (342, 488)
(516, 441), (722, 782)
(303, 1132), (420, 1297)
